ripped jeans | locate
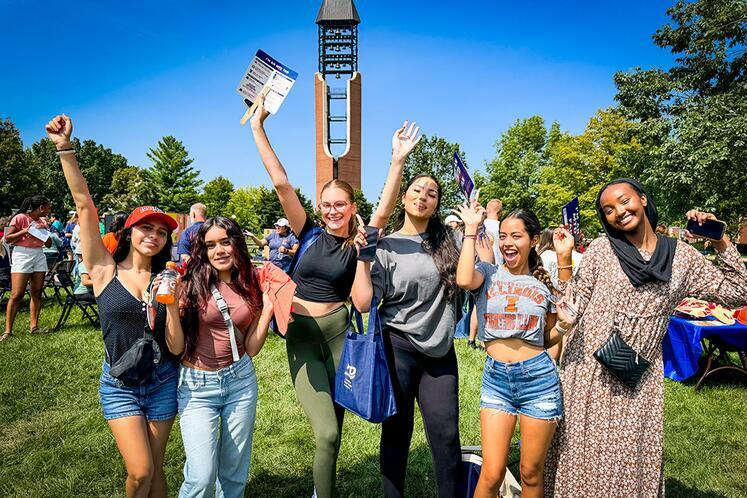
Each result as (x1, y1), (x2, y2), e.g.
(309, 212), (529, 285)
(480, 350), (563, 420)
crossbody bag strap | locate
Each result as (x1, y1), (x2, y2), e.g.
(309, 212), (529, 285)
(288, 225), (324, 278)
(210, 284), (241, 362)
(144, 273), (158, 337)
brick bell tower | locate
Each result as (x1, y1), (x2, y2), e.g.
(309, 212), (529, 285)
(315, 0), (362, 204)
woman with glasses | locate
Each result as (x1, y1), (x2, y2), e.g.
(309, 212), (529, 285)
(249, 95), (420, 498)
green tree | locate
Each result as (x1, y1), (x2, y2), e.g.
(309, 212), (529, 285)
(201, 176), (235, 218)
(385, 135), (466, 230)
(77, 140), (128, 208)
(535, 109), (647, 235)
(30, 137), (129, 215)
(477, 116), (547, 213)
(353, 189), (373, 222)
(144, 136), (202, 213)
(30, 137), (71, 215)
(0, 118), (38, 214)
(102, 166), (147, 213)
(225, 185), (315, 234)
(225, 187), (264, 234)
(614, 0), (747, 229)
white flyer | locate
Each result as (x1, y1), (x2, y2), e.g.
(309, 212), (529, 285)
(27, 224), (50, 243)
(237, 49), (298, 115)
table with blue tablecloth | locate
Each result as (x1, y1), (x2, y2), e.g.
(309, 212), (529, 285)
(662, 315), (747, 387)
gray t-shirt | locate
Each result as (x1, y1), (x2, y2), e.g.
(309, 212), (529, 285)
(473, 262), (554, 346)
(372, 232), (457, 358)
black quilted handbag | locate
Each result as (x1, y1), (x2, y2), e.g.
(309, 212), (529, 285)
(593, 329), (651, 389)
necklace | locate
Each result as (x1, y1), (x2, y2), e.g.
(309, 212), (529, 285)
(119, 267), (152, 275)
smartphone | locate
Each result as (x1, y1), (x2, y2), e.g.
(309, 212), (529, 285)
(685, 218), (726, 241)
(357, 226), (380, 262)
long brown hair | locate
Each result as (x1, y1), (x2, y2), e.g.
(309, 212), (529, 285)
(180, 217), (262, 357)
(394, 174), (460, 299)
(319, 179), (358, 248)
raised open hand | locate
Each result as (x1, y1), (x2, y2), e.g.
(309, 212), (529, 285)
(391, 121), (422, 163)
(453, 200), (486, 229)
(45, 114), (73, 150)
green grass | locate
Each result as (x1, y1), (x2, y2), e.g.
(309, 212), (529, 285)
(1, 300), (746, 497)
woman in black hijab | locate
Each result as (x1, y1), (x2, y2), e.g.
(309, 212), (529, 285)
(595, 178), (676, 286)
(543, 178), (747, 498)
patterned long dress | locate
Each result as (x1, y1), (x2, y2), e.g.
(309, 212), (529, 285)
(544, 237), (747, 497)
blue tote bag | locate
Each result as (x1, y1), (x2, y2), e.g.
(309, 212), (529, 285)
(334, 299), (397, 423)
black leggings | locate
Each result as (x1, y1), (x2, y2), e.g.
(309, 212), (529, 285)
(380, 331), (462, 498)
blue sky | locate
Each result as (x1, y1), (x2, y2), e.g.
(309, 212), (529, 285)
(1, 0), (675, 203)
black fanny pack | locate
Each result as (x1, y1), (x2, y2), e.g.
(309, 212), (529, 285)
(593, 327), (651, 389)
(109, 277), (162, 386)
(110, 337), (162, 386)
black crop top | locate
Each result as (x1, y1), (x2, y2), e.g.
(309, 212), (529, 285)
(96, 273), (177, 366)
(292, 218), (357, 302)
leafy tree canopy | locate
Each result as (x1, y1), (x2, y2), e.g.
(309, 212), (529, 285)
(144, 136), (202, 213)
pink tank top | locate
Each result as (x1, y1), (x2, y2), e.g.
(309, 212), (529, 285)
(184, 281), (257, 369)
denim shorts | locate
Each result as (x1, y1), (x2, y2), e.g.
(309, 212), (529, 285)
(480, 350), (563, 421)
(99, 359), (178, 421)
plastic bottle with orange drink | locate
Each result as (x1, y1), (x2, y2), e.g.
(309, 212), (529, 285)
(156, 261), (179, 305)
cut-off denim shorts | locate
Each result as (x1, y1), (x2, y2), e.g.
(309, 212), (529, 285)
(480, 350), (563, 421)
(99, 359), (178, 421)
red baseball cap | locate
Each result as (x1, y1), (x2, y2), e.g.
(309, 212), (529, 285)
(125, 206), (178, 231)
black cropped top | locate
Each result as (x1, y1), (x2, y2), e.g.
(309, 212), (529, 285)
(292, 218), (357, 303)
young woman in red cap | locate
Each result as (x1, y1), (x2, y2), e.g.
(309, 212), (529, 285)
(47, 114), (182, 498)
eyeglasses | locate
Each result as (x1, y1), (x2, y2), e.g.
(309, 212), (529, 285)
(318, 201), (350, 213)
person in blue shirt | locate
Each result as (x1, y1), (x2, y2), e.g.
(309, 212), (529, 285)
(176, 203), (207, 264)
(246, 218), (299, 272)
(63, 212), (77, 259)
(48, 214), (64, 237)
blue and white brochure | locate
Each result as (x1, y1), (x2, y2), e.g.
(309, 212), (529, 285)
(237, 49), (298, 114)
(561, 197), (582, 243)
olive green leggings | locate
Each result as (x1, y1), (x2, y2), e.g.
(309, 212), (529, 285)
(285, 305), (348, 498)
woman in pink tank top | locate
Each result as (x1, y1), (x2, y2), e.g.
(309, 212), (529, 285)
(166, 216), (274, 498)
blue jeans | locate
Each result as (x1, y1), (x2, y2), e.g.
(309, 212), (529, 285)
(99, 359), (178, 421)
(177, 354), (259, 498)
(480, 351), (563, 420)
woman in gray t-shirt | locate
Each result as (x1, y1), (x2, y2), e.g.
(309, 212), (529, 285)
(352, 174), (469, 498)
(455, 204), (577, 498)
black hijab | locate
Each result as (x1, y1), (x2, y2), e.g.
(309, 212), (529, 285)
(595, 178), (676, 288)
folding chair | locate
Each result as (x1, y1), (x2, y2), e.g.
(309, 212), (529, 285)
(44, 259), (75, 305)
(0, 267), (10, 305)
(53, 268), (99, 331)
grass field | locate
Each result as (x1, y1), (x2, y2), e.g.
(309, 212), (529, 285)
(1, 300), (746, 497)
